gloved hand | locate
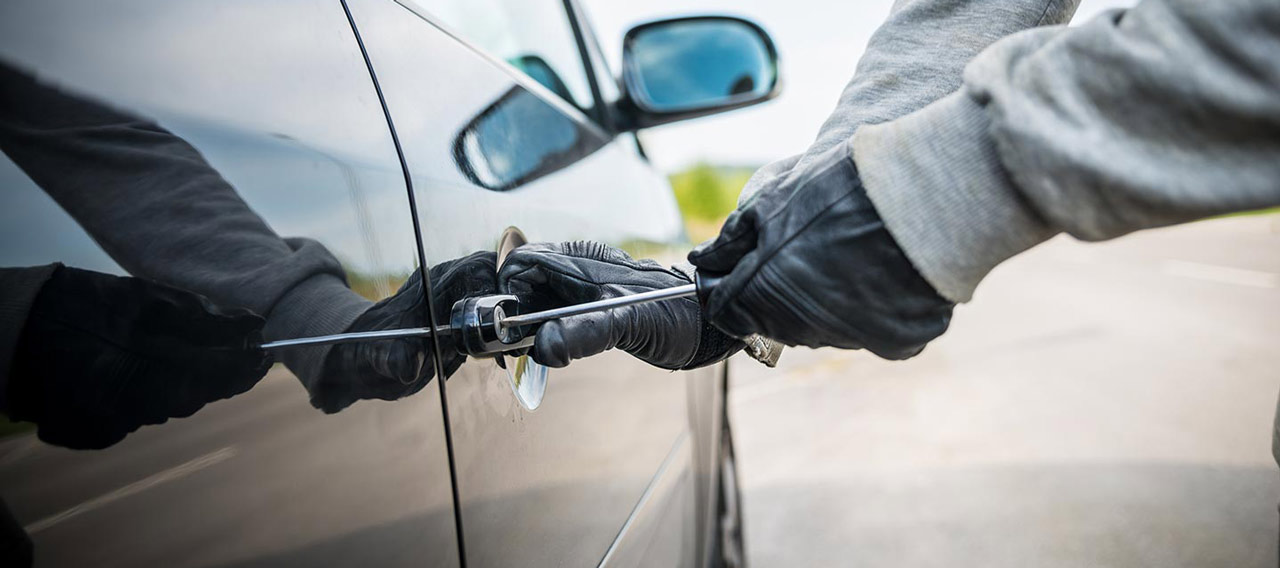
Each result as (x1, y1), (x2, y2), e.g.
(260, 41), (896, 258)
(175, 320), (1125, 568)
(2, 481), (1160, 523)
(688, 140), (954, 359)
(499, 242), (741, 369)
(312, 251), (496, 413)
(5, 265), (271, 450)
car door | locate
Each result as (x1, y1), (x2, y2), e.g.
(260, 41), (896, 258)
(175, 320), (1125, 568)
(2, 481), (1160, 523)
(343, 0), (718, 566)
(0, 1), (458, 566)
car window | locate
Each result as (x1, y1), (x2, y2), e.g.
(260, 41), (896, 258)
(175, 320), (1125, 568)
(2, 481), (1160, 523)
(415, 0), (596, 113)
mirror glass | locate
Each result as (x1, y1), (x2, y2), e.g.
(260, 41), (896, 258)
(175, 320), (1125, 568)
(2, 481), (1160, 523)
(454, 86), (603, 191)
(624, 18), (775, 113)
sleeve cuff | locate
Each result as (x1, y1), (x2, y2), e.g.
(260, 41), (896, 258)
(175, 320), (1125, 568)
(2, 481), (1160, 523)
(852, 89), (1056, 302)
(262, 273), (372, 384)
(0, 264), (60, 413)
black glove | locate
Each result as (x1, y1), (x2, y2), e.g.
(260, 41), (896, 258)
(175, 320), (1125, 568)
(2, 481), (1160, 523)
(688, 140), (953, 359)
(499, 242), (741, 370)
(312, 252), (496, 413)
(5, 265), (271, 450)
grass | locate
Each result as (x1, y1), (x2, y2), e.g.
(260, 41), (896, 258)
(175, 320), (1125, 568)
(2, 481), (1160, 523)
(1216, 206), (1280, 219)
(669, 163), (757, 244)
(344, 268), (412, 301)
(0, 417), (34, 440)
(670, 166), (1278, 243)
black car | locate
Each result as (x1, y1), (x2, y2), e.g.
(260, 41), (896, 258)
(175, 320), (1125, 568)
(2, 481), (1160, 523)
(0, 0), (778, 566)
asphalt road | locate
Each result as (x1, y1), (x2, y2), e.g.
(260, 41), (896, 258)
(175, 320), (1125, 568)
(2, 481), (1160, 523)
(729, 214), (1280, 567)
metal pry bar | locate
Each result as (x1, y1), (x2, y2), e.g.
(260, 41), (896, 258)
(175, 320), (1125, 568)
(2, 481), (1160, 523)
(260, 324), (453, 350)
(497, 283), (697, 329)
(259, 277), (712, 352)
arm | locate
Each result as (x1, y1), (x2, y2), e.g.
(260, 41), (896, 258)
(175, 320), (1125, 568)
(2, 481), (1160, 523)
(0, 62), (369, 381)
(497, 0), (1084, 367)
(855, 0), (1280, 302)
(740, 0), (1080, 204)
(0, 63), (468, 413)
(690, 0), (1280, 355)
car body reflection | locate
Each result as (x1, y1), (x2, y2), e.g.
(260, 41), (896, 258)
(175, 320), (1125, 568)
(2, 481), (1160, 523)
(454, 85), (605, 192)
(0, 0), (461, 562)
(0, 0), (778, 564)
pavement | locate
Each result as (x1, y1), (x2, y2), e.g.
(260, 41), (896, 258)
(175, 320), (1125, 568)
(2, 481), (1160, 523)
(729, 213), (1280, 567)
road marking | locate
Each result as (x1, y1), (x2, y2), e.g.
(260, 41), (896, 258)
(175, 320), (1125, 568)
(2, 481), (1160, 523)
(1160, 260), (1279, 289)
(24, 446), (237, 534)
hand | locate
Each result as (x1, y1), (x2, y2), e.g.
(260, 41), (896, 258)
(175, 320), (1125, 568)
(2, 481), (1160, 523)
(688, 140), (954, 359)
(499, 242), (741, 369)
(5, 266), (271, 450)
(313, 252), (496, 413)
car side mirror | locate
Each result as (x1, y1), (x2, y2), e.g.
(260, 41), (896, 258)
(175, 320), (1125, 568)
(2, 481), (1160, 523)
(617, 16), (779, 131)
(454, 87), (604, 191)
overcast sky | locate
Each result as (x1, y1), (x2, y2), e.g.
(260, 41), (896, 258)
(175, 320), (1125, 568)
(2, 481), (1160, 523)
(581, 0), (1138, 172)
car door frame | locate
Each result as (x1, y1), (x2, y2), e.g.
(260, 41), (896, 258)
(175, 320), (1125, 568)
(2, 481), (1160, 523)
(343, 1), (725, 565)
(341, 2), (625, 566)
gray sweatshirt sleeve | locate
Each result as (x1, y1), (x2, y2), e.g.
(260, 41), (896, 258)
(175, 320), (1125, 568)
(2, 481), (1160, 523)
(854, 0), (1280, 302)
(739, 0), (1079, 205)
(0, 63), (371, 381)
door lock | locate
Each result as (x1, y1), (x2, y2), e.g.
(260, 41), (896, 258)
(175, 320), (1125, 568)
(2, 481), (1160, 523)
(449, 294), (534, 357)
(260, 272), (722, 358)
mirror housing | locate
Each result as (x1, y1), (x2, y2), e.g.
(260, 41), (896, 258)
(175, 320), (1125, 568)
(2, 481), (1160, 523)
(616, 16), (780, 131)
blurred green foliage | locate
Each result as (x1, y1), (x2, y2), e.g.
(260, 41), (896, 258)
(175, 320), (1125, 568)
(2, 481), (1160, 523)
(1216, 206), (1280, 219)
(669, 163), (756, 243)
(341, 266), (412, 302)
(0, 417), (34, 439)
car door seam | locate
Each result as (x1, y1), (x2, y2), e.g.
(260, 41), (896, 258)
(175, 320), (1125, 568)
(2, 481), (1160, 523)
(596, 433), (689, 567)
(338, 1), (468, 565)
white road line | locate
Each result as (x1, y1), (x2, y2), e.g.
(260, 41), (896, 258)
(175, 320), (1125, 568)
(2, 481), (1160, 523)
(24, 446), (237, 534)
(1160, 260), (1279, 289)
